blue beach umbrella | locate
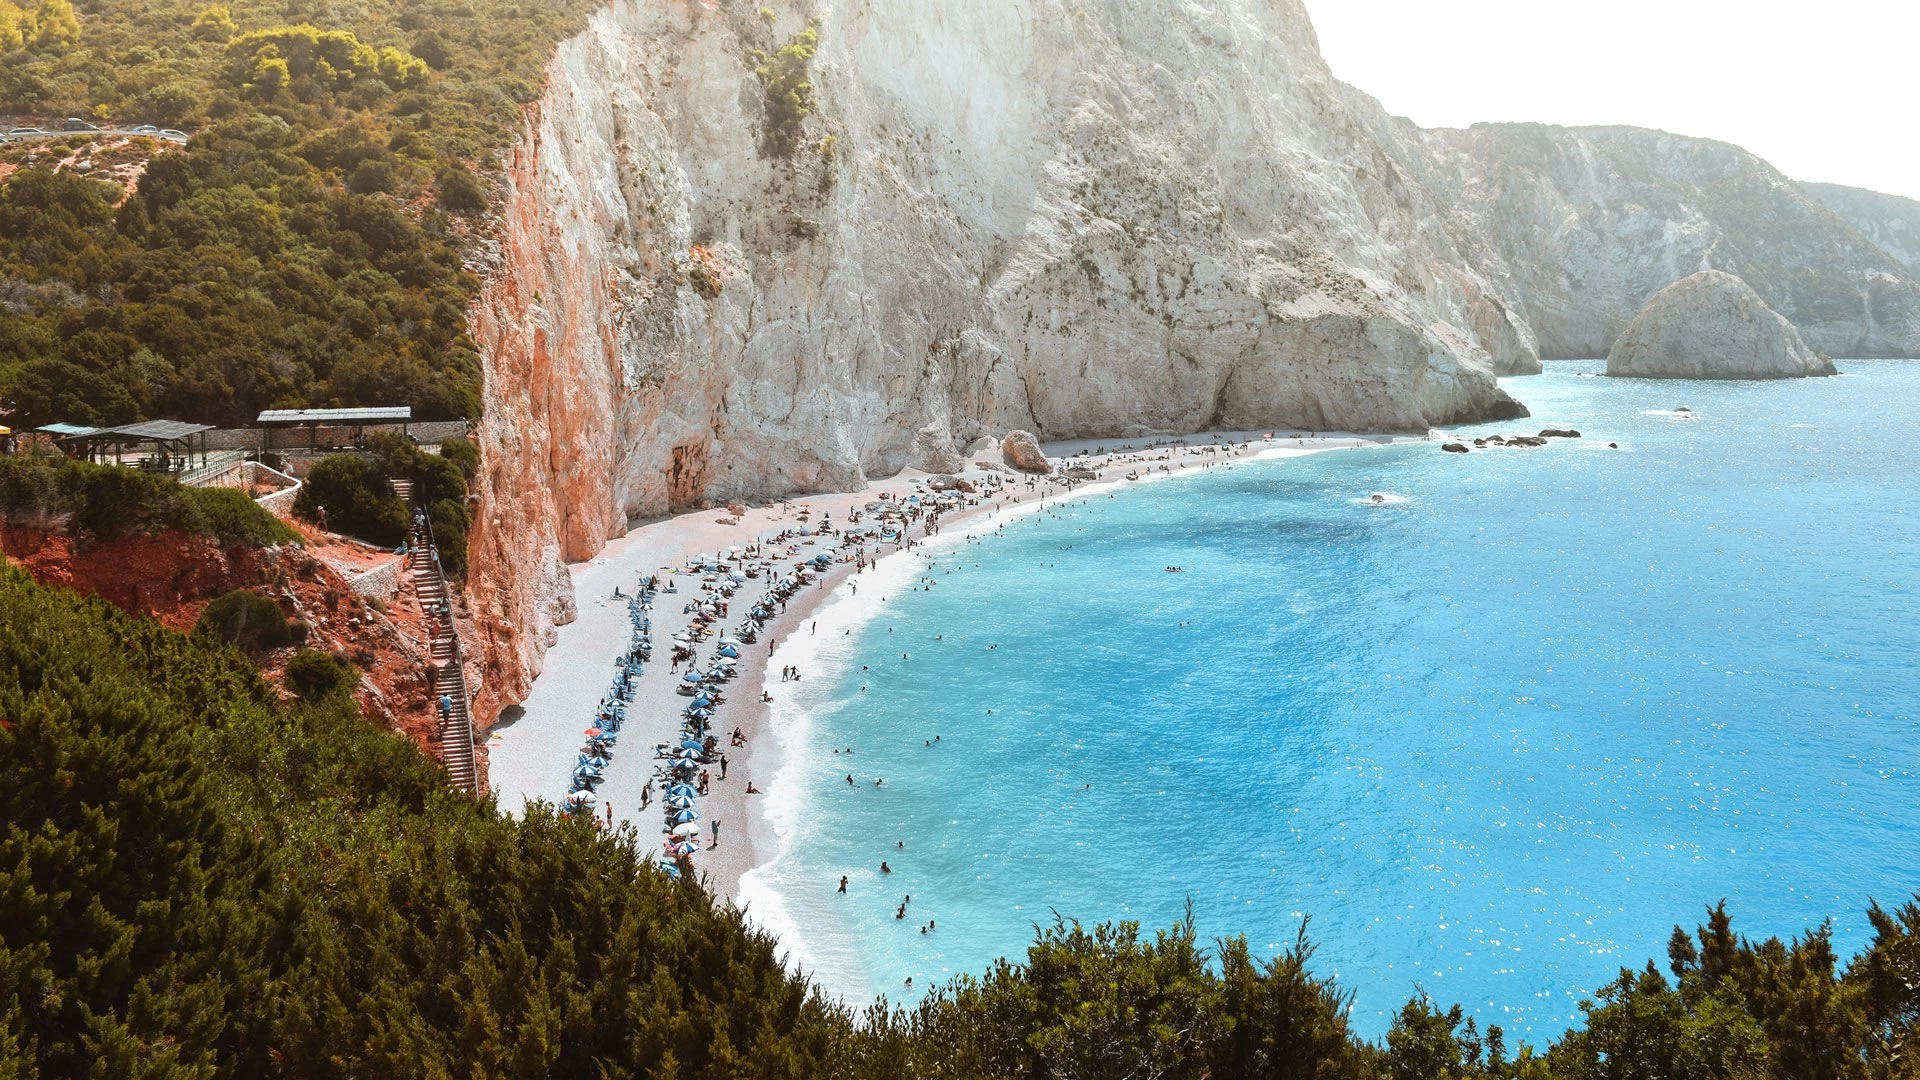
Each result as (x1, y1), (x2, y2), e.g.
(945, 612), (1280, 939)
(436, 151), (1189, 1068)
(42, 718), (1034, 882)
(682, 671), (702, 684)
(668, 784), (697, 797)
(665, 795), (694, 809)
(672, 810), (699, 823)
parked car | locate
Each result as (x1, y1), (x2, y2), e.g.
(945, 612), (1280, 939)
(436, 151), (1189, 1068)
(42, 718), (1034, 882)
(131, 124), (160, 134)
(62, 118), (99, 131)
(159, 129), (188, 142)
(7, 127), (44, 136)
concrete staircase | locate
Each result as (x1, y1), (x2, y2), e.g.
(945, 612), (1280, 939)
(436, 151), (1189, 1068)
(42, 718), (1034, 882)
(392, 478), (480, 795)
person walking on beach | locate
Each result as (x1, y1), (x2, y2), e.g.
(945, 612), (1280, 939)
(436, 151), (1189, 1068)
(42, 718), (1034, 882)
(710, 819), (721, 848)
(719, 754), (728, 779)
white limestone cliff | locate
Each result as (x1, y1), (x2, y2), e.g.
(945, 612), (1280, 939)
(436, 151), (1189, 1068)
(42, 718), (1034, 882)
(462, 0), (1920, 722)
(1606, 271), (1836, 380)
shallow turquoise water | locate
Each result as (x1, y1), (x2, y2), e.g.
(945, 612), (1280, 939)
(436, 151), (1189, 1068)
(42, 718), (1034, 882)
(753, 361), (1920, 1041)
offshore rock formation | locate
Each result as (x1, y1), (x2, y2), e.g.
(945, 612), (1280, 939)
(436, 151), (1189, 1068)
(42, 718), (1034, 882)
(463, 0), (1920, 723)
(1607, 271), (1836, 380)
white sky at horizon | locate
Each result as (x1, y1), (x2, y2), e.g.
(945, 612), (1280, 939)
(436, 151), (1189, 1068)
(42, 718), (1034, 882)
(1305, 0), (1920, 201)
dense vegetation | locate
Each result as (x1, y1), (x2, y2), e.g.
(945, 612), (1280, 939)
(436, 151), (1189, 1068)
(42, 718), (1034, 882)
(0, 449), (297, 543)
(2, 564), (1916, 1077)
(0, 0), (604, 428)
(291, 431), (469, 570)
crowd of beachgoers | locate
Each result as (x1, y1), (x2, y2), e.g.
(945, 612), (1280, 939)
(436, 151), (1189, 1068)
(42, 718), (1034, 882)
(552, 477), (1024, 879)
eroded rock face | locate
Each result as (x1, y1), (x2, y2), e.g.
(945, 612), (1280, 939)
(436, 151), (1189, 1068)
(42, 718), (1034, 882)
(1001, 431), (1051, 474)
(1606, 271), (1837, 380)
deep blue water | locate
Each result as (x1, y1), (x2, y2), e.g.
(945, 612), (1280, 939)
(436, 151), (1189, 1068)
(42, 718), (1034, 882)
(747, 361), (1920, 1041)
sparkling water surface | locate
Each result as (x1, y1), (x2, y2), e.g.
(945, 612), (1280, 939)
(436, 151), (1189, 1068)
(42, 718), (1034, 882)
(750, 360), (1920, 1040)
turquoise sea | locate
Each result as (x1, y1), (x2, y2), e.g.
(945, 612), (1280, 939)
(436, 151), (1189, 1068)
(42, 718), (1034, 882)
(743, 360), (1920, 1040)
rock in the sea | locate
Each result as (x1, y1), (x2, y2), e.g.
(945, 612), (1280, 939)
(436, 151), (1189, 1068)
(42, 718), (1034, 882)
(1606, 271), (1837, 380)
(1505, 435), (1549, 447)
(1539, 428), (1581, 438)
(1001, 431), (1051, 474)
(1442, 442), (1470, 453)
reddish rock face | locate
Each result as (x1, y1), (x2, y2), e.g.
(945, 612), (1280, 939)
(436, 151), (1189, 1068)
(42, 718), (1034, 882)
(464, 112), (611, 733)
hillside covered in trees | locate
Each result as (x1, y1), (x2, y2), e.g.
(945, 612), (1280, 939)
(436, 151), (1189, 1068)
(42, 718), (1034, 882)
(0, 0), (603, 427)
(3, 562), (1918, 1078)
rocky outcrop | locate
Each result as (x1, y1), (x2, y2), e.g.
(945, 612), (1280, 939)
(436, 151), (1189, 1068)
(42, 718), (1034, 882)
(1422, 125), (1920, 360)
(1000, 431), (1051, 474)
(1607, 271), (1836, 380)
(1803, 183), (1920, 277)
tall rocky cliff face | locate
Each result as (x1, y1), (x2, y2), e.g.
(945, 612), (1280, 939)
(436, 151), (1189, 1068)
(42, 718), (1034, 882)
(1804, 183), (1920, 278)
(462, 0), (1920, 724)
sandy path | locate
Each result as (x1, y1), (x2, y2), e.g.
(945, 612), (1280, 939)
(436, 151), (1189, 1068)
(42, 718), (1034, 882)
(488, 430), (1425, 903)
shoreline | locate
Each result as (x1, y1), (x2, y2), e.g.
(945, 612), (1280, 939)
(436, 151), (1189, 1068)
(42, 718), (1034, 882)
(486, 430), (1427, 927)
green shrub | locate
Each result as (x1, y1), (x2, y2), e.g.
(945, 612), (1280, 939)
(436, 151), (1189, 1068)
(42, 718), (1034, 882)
(428, 496), (468, 574)
(181, 486), (300, 546)
(294, 454), (407, 546)
(439, 434), (479, 482)
(283, 647), (358, 700)
(0, 451), (63, 526)
(752, 24), (818, 157)
(194, 588), (290, 650)
(436, 165), (488, 215)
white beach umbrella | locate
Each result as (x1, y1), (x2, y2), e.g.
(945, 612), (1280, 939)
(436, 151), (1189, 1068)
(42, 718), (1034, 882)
(670, 822), (703, 837)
